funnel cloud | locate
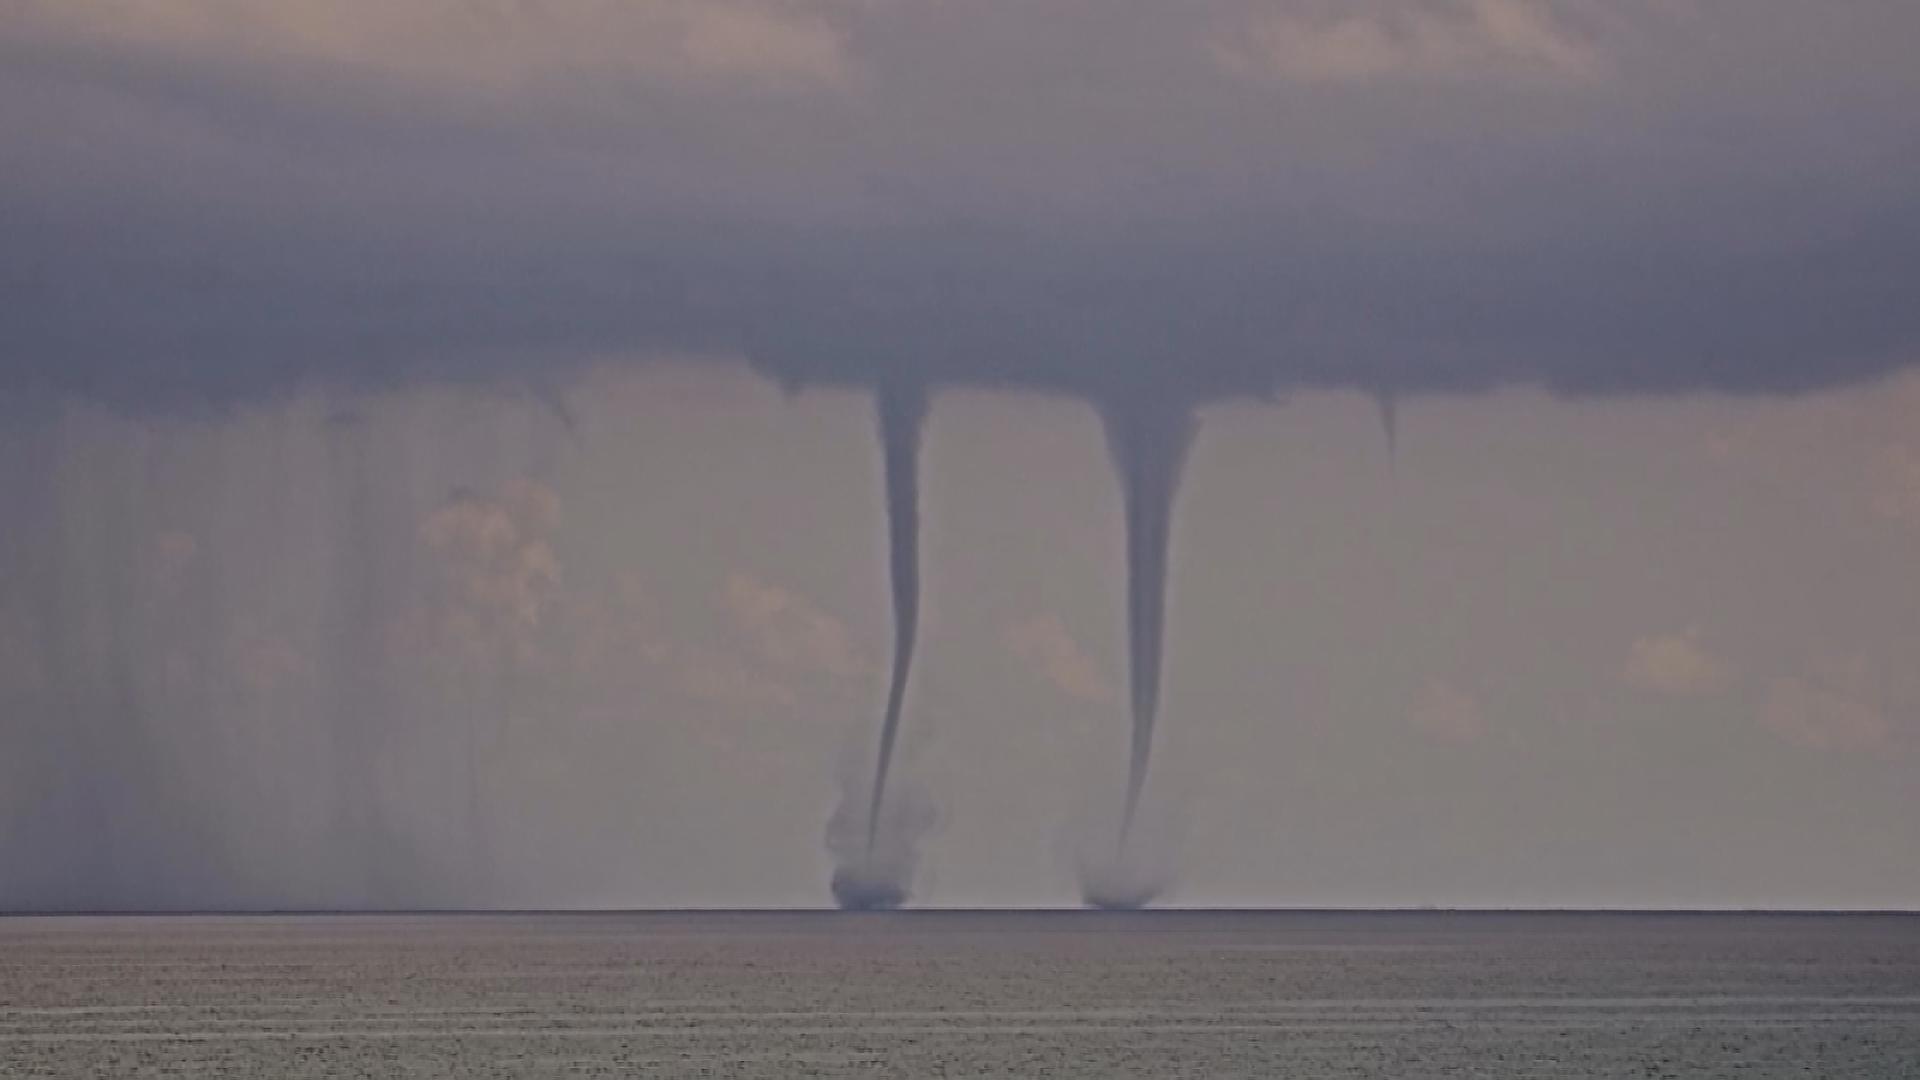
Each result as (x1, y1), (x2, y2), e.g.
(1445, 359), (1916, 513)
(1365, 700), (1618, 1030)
(1099, 400), (1198, 856)
(834, 381), (930, 907)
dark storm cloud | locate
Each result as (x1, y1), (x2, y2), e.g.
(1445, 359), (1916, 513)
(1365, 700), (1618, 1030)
(4, 0), (1920, 407)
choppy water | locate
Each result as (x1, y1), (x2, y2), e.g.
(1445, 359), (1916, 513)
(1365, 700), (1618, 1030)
(1, 911), (1916, 1077)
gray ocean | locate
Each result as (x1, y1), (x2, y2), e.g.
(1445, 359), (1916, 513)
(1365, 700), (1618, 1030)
(2, 911), (1916, 1077)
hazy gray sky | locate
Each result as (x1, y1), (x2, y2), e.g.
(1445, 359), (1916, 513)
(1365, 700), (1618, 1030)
(1, 2), (1917, 909)
(4, 367), (1916, 909)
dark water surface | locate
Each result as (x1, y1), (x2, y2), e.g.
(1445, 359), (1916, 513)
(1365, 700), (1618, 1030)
(2, 911), (1916, 1077)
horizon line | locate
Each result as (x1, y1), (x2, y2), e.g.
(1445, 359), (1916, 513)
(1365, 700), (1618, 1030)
(6, 906), (1919, 918)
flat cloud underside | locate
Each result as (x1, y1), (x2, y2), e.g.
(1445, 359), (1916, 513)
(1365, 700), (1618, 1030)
(4, 0), (1919, 407)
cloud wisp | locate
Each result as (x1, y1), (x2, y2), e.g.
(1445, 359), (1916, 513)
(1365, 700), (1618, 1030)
(1623, 629), (1734, 697)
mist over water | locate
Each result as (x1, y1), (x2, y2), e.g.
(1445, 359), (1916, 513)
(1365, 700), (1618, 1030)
(0, 390), (571, 910)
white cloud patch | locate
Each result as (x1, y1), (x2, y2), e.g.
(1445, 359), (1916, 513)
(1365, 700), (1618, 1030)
(223, 615), (313, 697)
(1623, 627), (1733, 697)
(1216, 0), (1602, 86)
(1760, 673), (1890, 753)
(670, 2), (851, 88)
(21, 0), (856, 95)
(676, 649), (800, 709)
(560, 569), (808, 709)
(657, 569), (866, 709)
(1003, 613), (1113, 703)
(403, 479), (565, 673)
(1410, 680), (1487, 743)
(723, 572), (864, 679)
(401, 489), (862, 711)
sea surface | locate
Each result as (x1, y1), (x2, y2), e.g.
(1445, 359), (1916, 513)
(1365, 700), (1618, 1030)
(1, 910), (1916, 1077)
